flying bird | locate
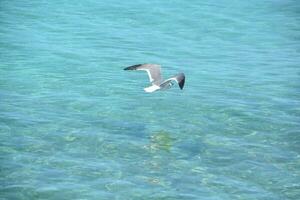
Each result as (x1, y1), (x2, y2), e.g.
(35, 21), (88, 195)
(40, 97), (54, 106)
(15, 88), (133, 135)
(124, 64), (185, 93)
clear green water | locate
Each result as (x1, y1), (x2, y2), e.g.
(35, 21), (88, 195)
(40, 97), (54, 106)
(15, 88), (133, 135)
(1, 1), (300, 199)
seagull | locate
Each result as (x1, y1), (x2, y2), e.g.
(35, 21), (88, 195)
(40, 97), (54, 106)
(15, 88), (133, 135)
(124, 64), (185, 93)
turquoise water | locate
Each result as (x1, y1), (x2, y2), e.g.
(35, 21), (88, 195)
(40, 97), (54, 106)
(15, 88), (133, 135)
(1, 0), (300, 199)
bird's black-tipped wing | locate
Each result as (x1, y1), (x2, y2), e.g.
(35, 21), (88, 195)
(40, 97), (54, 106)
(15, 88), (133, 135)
(176, 73), (185, 89)
(124, 64), (143, 71)
(124, 64), (162, 85)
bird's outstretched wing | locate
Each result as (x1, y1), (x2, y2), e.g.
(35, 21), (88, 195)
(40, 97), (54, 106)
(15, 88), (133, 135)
(160, 73), (185, 89)
(124, 64), (163, 85)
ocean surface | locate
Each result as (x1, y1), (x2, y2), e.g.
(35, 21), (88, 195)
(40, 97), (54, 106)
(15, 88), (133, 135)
(1, 0), (300, 199)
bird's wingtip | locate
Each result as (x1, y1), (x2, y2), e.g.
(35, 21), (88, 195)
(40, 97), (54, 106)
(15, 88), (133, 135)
(179, 75), (185, 90)
(124, 64), (143, 70)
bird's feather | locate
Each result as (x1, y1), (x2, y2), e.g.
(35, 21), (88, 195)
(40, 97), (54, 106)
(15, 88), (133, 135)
(161, 73), (185, 89)
(124, 64), (162, 85)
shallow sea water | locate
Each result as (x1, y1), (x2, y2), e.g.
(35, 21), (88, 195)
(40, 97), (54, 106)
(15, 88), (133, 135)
(1, 0), (300, 199)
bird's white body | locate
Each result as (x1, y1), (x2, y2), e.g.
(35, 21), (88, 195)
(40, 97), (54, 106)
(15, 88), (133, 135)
(144, 79), (174, 93)
(144, 85), (160, 93)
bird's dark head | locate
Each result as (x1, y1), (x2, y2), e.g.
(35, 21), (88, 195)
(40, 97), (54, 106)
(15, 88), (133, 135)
(178, 73), (185, 90)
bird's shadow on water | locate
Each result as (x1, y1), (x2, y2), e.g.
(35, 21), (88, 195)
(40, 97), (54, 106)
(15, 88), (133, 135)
(145, 130), (207, 159)
(146, 130), (176, 152)
(96, 118), (207, 160)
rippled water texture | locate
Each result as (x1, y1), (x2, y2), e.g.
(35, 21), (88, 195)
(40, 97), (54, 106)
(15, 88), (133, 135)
(1, 0), (300, 199)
